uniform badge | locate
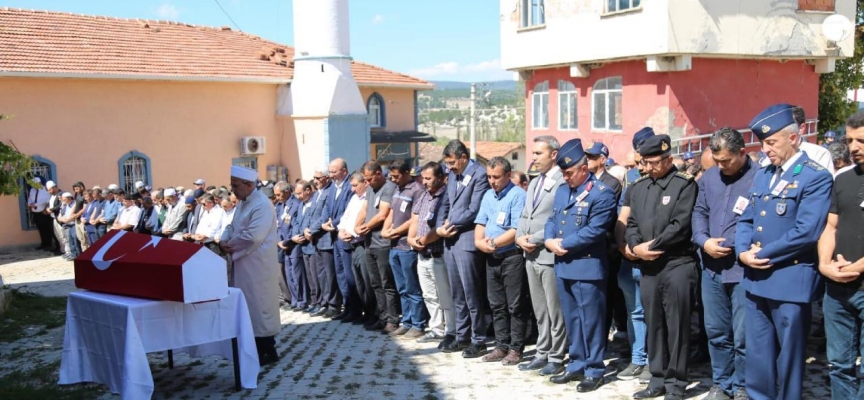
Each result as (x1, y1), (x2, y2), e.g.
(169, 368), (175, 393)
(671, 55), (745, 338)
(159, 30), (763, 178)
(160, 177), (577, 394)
(575, 216), (583, 225)
(761, 125), (771, 133)
(564, 157), (572, 164)
(776, 201), (786, 215)
(661, 142), (669, 151)
(662, 195), (670, 205)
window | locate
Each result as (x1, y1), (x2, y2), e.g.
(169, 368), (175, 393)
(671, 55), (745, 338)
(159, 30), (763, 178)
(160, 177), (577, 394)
(608, 0), (641, 13)
(592, 77), (623, 131)
(367, 93), (386, 128)
(232, 157), (258, 171)
(521, 0), (545, 27)
(798, 0), (834, 12)
(18, 156), (56, 230)
(511, 152), (519, 161)
(117, 151), (152, 194)
(558, 80), (578, 130)
(532, 81), (549, 129)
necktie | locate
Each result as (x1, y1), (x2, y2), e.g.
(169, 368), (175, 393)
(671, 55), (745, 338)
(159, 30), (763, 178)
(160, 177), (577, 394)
(533, 174), (546, 207)
(771, 167), (783, 188)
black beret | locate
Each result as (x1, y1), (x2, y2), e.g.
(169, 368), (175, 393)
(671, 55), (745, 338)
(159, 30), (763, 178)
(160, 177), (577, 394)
(638, 134), (672, 157)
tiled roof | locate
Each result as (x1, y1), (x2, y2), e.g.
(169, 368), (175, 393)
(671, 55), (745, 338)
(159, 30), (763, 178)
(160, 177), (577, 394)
(418, 143), (444, 164)
(0, 7), (432, 88)
(473, 141), (524, 159)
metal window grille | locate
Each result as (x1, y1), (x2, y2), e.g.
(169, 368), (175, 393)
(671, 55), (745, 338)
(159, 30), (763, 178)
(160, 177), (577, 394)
(24, 162), (52, 229)
(122, 156), (148, 194)
(235, 159), (255, 169)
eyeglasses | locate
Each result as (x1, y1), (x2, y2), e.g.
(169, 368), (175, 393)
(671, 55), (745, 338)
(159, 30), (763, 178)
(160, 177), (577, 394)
(314, 176), (326, 180)
(639, 156), (669, 167)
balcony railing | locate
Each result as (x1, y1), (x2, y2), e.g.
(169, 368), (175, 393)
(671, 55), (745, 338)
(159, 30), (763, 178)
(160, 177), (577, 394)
(671, 119), (819, 155)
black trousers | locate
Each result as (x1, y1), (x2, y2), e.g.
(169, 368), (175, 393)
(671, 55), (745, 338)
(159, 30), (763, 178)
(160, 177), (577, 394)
(366, 246), (399, 324)
(641, 261), (698, 396)
(33, 211), (53, 248)
(487, 252), (528, 351)
(316, 249), (341, 309)
(351, 244), (377, 319)
(303, 253), (322, 307)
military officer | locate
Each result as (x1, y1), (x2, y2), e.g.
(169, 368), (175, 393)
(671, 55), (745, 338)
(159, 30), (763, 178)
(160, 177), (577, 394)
(625, 134), (699, 400)
(736, 104), (833, 400)
(544, 139), (617, 392)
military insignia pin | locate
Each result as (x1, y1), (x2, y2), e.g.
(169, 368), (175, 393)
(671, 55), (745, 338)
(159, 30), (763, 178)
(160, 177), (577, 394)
(564, 157), (571, 164)
(661, 142), (669, 151)
(776, 202), (786, 215)
(662, 195), (671, 205)
(761, 125), (771, 133)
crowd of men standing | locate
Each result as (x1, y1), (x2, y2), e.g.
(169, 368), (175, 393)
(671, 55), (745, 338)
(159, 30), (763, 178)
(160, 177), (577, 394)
(23, 102), (864, 399)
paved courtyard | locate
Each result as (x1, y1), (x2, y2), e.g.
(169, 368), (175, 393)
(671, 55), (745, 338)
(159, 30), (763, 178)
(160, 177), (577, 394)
(0, 247), (833, 399)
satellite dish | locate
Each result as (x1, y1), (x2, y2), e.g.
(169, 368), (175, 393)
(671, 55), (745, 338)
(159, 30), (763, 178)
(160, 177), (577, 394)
(822, 14), (853, 42)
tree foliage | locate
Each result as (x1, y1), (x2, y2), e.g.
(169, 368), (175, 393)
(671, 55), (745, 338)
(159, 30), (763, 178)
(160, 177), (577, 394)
(818, 0), (864, 133)
(0, 115), (38, 196)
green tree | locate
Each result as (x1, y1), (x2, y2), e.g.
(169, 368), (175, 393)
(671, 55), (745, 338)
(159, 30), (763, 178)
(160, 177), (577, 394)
(0, 115), (38, 195)
(818, 1), (864, 134)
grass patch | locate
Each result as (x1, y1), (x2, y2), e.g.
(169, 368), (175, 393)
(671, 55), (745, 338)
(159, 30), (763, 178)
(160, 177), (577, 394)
(0, 360), (105, 399)
(0, 290), (67, 342)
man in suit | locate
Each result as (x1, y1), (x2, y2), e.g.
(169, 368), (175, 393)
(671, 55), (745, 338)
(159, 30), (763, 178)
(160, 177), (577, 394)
(281, 181), (311, 312)
(27, 176), (52, 251)
(436, 139), (492, 358)
(516, 135), (567, 376)
(300, 173), (328, 314)
(626, 134), (699, 400)
(320, 158), (360, 321)
(273, 181), (293, 308)
(736, 104), (833, 400)
(544, 139), (617, 392)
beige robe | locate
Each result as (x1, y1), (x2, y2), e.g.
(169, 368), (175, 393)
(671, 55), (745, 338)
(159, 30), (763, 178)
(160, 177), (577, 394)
(222, 188), (280, 337)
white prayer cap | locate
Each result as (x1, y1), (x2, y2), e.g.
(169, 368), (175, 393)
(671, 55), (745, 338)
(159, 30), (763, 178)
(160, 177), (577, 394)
(134, 181), (145, 189)
(231, 165), (257, 182)
(46, 180), (56, 189)
(33, 177), (42, 184)
(108, 184), (119, 190)
(61, 192), (73, 198)
(164, 188), (177, 197)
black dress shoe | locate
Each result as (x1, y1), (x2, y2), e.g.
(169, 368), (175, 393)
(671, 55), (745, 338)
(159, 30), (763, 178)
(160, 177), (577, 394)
(633, 387), (667, 399)
(352, 316), (370, 325)
(258, 351), (280, 366)
(518, 357), (548, 371)
(539, 361), (565, 376)
(311, 307), (328, 317)
(461, 343), (487, 358)
(577, 376), (604, 392)
(330, 311), (347, 320)
(304, 306), (318, 314)
(550, 370), (583, 384)
(364, 321), (385, 331)
(322, 309), (340, 319)
(341, 314), (359, 323)
(437, 335), (456, 350)
(440, 339), (469, 353)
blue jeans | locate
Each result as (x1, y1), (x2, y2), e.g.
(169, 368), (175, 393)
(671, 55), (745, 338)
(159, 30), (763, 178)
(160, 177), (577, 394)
(389, 248), (426, 329)
(65, 225), (81, 257)
(701, 269), (746, 396)
(618, 261), (647, 365)
(824, 284), (864, 400)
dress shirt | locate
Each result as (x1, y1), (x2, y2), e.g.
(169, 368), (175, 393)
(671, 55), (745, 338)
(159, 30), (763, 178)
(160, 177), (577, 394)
(220, 208), (235, 238)
(102, 200), (121, 223)
(195, 206), (225, 240)
(474, 182), (526, 254)
(116, 205), (141, 228)
(770, 151), (804, 187)
(412, 185), (446, 254)
(762, 144), (833, 175)
(337, 193), (366, 239)
(835, 164), (855, 178)
(692, 159), (758, 283)
(28, 187), (49, 212)
(61, 202), (76, 225)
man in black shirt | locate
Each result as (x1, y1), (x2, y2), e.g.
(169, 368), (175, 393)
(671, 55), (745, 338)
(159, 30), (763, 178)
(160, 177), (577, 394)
(625, 134), (698, 400)
(819, 111), (864, 400)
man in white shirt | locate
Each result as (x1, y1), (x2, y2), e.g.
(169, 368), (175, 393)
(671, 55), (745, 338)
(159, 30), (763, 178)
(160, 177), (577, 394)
(337, 172), (374, 322)
(112, 197), (141, 231)
(218, 195), (237, 240)
(27, 177), (52, 250)
(57, 192), (79, 260)
(827, 141), (855, 177)
(160, 189), (185, 237)
(192, 194), (225, 244)
(44, 181), (66, 255)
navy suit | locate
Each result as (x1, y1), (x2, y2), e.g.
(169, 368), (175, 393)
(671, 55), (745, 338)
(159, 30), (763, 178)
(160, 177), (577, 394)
(735, 153), (832, 400)
(281, 196), (306, 308)
(440, 160), (492, 344)
(296, 199), (320, 307)
(545, 174), (616, 378)
(321, 177), (361, 314)
(308, 183), (340, 309)
(275, 200), (291, 303)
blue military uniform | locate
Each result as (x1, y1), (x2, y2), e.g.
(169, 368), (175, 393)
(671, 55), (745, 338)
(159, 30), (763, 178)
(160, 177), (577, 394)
(544, 139), (617, 386)
(735, 104), (833, 400)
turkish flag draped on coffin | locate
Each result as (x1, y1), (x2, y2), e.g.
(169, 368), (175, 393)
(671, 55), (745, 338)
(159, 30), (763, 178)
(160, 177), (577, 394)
(74, 230), (229, 303)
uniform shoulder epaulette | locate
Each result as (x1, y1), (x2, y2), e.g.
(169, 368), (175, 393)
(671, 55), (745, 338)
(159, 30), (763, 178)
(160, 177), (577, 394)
(633, 175), (650, 184)
(675, 171), (694, 180)
(804, 160), (824, 171)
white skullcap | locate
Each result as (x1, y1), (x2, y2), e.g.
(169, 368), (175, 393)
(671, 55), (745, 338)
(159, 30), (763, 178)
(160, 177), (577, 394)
(107, 184), (119, 190)
(61, 192), (73, 198)
(33, 177), (42, 184)
(164, 188), (177, 196)
(231, 165), (257, 182)
(134, 181), (145, 189)
(46, 180), (56, 189)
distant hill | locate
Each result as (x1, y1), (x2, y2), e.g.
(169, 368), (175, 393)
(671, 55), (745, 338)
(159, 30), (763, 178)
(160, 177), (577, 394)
(431, 80), (518, 91)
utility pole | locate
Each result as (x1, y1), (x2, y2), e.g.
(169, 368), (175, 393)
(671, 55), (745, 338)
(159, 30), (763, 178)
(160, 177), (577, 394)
(470, 83), (476, 159)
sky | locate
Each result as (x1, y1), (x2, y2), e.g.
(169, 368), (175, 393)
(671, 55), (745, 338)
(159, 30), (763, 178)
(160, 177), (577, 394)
(5, 0), (513, 83)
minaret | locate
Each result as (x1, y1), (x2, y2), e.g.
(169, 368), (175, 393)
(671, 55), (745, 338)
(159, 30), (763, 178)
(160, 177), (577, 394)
(288, 0), (369, 176)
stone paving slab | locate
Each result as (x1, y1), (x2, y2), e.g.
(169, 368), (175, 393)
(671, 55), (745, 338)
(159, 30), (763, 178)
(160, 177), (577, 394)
(0, 248), (835, 399)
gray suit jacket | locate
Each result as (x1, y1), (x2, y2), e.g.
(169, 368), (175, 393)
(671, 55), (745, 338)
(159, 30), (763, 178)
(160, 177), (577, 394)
(517, 166), (565, 265)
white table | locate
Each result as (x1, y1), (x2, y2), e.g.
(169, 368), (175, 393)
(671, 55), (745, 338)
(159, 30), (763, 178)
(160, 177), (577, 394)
(58, 288), (260, 399)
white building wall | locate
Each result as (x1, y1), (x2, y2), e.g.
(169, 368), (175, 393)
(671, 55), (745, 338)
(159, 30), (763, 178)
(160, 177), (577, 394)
(500, 0), (857, 71)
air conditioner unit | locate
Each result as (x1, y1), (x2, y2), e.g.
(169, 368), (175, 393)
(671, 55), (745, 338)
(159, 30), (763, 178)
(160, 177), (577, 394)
(240, 137), (266, 155)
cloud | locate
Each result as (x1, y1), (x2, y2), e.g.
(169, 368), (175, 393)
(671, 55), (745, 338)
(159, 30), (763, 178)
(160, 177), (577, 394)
(372, 14), (385, 25)
(156, 3), (180, 20)
(410, 59), (513, 81)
